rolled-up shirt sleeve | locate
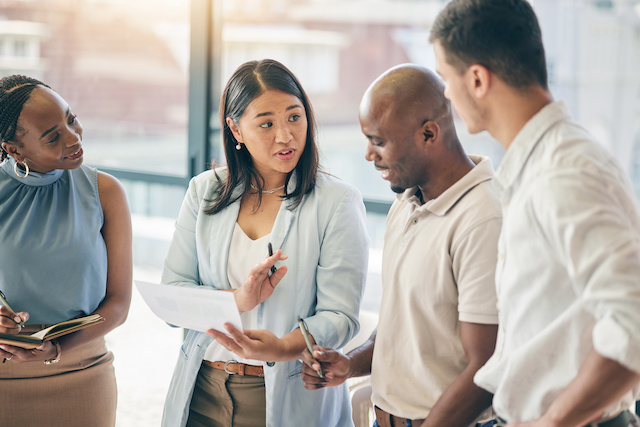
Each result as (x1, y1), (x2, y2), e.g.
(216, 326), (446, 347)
(535, 168), (640, 373)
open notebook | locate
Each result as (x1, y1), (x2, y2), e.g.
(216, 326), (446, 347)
(0, 314), (105, 349)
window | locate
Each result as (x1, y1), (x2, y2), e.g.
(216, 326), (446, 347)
(0, 0), (191, 178)
(13, 39), (27, 57)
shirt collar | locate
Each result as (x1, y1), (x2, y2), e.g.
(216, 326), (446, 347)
(399, 155), (496, 216)
(496, 100), (570, 190)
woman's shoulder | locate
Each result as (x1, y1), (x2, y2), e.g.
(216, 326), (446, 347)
(74, 163), (98, 181)
(96, 169), (127, 201)
(189, 166), (227, 193)
(66, 164), (99, 194)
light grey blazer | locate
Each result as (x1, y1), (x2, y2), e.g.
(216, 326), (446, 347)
(161, 168), (369, 427)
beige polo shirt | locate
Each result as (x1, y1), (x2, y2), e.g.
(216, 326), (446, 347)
(371, 155), (501, 421)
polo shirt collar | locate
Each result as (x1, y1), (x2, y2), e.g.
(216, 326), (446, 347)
(399, 155), (495, 216)
(496, 100), (570, 190)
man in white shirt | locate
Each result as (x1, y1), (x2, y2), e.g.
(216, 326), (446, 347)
(430, 1), (640, 426)
(301, 64), (502, 427)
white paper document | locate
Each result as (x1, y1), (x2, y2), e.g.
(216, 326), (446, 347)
(135, 280), (243, 333)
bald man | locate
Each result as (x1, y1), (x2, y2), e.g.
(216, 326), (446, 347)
(301, 64), (501, 427)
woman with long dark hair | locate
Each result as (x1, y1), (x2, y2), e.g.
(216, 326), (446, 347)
(161, 59), (369, 426)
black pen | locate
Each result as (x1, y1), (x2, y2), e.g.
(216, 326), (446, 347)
(267, 242), (277, 274)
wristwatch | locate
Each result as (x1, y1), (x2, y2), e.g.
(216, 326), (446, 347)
(44, 340), (61, 365)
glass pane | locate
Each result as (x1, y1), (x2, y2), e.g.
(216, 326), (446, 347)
(533, 0), (640, 198)
(0, 0), (190, 176)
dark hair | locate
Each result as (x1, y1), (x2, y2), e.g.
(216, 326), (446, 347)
(429, 0), (548, 90)
(0, 75), (50, 162)
(205, 59), (319, 215)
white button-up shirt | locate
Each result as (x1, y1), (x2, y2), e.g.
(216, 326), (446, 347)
(474, 101), (640, 422)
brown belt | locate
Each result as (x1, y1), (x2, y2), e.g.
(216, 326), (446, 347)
(204, 360), (264, 378)
(375, 406), (425, 427)
(496, 410), (631, 427)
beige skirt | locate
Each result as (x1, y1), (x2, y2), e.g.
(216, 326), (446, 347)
(0, 337), (116, 427)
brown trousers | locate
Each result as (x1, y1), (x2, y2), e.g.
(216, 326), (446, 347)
(187, 361), (266, 427)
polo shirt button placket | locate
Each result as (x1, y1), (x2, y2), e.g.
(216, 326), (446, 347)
(403, 216), (419, 236)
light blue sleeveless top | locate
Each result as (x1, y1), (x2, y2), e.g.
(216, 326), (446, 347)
(0, 158), (108, 324)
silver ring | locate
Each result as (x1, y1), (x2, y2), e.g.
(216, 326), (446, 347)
(7, 355), (13, 361)
(224, 360), (238, 374)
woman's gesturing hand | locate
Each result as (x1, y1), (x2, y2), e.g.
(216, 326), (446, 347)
(234, 249), (288, 313)
(207, 324), (287, 362)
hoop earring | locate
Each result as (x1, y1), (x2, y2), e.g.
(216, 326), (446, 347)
(235, 143), (242, 151)
(14, 161), (29, 179)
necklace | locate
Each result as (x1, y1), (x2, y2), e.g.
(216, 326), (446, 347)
(250, 183), (285, 194)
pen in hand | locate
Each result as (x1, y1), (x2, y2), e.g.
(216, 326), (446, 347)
(0, 289), (23, 363)
(267, 242), (277, 275)
(0, 290), (25, 328)
(298, 316), (324, 378)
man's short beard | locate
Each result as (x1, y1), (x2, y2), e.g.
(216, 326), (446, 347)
(391, 184), (405, 194)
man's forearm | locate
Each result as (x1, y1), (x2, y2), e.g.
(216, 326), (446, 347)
(539, 350), (640, 427)
(346, 330), (376, 378)
(419, 322), (497, 426)
(420, 363), (493, 427)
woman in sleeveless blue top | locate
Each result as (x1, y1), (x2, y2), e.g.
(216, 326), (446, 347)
(0, 75), (132, 426)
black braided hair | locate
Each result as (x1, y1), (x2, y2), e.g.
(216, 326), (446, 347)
(0, 75), (50, 162)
